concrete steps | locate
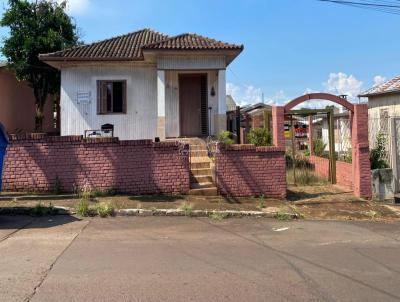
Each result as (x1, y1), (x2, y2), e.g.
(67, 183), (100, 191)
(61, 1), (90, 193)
(187, 138), (217, 196)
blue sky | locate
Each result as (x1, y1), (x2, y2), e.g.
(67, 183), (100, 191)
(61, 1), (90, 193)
(1, 0), (399, 105)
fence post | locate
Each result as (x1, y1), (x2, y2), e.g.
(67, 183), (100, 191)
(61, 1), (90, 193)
(272, 106), (285, 148)
(351, 104), (372, 198)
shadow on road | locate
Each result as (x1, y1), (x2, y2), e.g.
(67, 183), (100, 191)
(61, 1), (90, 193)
(0, 215), (81, 230)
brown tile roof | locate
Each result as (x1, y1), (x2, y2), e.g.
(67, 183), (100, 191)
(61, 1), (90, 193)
(39, 29), (169, 61)
(40, 29), (243, 61)
(359, 75), (400, 97)
(143, 33), (243, 51)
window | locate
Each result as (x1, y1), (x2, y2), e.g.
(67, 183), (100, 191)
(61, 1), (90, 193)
(97, 80), (127, 114)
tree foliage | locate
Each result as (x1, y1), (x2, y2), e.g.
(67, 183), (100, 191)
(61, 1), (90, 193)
(247, 128), (272, 147)
(1, 0), (79, 131)
(370, 132), (389, 170)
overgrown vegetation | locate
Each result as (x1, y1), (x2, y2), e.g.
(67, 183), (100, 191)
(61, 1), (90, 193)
(247, 128), (272, 146)
(95, 201), (115, 218)
(75, 199), (90, 217)
(32, 202), (54, 216)
(257, 195), (266, 209)
(313, 139), (327, 157)
(274, 207), (292, 221)
(179, 201), (194, 216)
(209, 212), (229, 220)
(370, 133), (389, 169)
(217, 131), (234, 145)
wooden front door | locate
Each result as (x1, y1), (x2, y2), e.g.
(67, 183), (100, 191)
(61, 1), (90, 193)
(179, 74), (208, 137)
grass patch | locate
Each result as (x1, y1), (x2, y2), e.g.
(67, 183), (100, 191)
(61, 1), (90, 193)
(75, 199), (90, 217)
(257, 195), (266, 209)
(179, 201), (194, 216)
(209, 212), (229, 221)
(96, 201), (115, 217)
(275, 206), (293, 221)
(31, 202), (54, 216)
(286, 168), (322, 186)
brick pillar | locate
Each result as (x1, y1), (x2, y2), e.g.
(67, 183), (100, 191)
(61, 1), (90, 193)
(351, 104), (372, 198)
(272, 106), (285, 148)
(308, 115), (314, 155)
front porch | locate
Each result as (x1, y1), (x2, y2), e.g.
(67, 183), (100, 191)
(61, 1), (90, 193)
(156, 67), (227, 140)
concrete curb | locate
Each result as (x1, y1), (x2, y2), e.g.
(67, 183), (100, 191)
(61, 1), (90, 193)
(0, 206), (299, 219)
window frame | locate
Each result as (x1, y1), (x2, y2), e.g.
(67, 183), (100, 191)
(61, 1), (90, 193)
(97, 80), (127, 115)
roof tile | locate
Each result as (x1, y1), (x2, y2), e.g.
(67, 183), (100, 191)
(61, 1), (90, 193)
(360, 75), (400, 97)
(39, 29), (243, 61)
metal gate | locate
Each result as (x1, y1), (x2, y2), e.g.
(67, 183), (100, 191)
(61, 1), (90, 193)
(390, 117), (400, 193)
(285, 108), (336, 185)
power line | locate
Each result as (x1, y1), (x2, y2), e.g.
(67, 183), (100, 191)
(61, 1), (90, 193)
(317, 0), (400, 15)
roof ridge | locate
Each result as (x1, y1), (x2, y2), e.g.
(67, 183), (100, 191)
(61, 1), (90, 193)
(359, 74), (400, 97)
(40, 28), (168, 57)
(142, 32), (243, 49)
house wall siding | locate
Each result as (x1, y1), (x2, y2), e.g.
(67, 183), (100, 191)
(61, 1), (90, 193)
(60, 65), (157, 140)
(2, 134), (190, 194)
(157, 56), (225, 70)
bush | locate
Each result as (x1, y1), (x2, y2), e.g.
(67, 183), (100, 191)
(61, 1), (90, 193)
(32, 202), (54, 216)
(179, 201), (194, 216)
(209, 212), (229, 220)
(370, 133), (389, 169)
(247, 128), (272, 146)
(96, 201), (115, 217)
(313, 139), (326, 157)
(75, 199), (90, 217)
(217, 131), (234, 145)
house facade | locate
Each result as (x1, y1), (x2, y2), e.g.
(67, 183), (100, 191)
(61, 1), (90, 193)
(40, 29), (243, 140)
(360, 75), (400, 193)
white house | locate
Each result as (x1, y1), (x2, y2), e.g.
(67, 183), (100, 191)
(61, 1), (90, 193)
(359, 75), (400, 193)
(40, 29), (243, 140)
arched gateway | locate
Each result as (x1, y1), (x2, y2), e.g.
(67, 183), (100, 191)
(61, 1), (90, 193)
(271, 93), (372, 198)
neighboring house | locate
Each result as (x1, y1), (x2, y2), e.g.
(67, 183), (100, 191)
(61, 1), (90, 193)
(359, 75), (400, 192)
(226, 95), (237, 112)
(0, 62), (55, 134)
(359, 75), (400, 145)
(39, 29), (243, 140)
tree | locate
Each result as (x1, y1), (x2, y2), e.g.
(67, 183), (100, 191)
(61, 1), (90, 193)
(1, 0), (79, 131)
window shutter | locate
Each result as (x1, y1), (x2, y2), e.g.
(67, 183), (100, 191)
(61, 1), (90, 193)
(97, 81), (107, 114)
(122, 80), (127, 113)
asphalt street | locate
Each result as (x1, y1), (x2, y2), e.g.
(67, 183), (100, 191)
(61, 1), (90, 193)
(1, 215), (400, 302)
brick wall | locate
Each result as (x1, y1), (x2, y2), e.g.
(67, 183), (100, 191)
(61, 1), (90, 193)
(309, 155), (353, 191)
(215, 144), (287, 198)
(2, 134), (190, 194)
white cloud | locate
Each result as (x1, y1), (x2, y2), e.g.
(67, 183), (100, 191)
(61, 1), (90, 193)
(323, 72), (363, 100)
(373, 75), (386, 87)
(57, 0), (90, 15)
(226, 82), (287, 106)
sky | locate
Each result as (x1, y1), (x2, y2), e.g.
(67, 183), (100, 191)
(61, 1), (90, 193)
(1, 0), (399, 106)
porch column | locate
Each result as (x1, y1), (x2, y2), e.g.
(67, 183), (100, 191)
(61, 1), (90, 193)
(157, 70), (166, 140)
(216, 69), (227, 134)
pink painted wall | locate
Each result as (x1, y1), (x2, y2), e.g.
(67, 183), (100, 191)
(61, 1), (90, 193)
(2, 134), (190, 194)
(216, 144), (287, 198)
(0, 67), (55, 134)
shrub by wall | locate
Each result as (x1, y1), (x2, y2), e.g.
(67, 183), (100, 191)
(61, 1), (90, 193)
(2, 134), (190, 194)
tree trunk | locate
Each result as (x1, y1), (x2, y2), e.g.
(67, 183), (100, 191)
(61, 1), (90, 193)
(33, 84), (48, 133)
